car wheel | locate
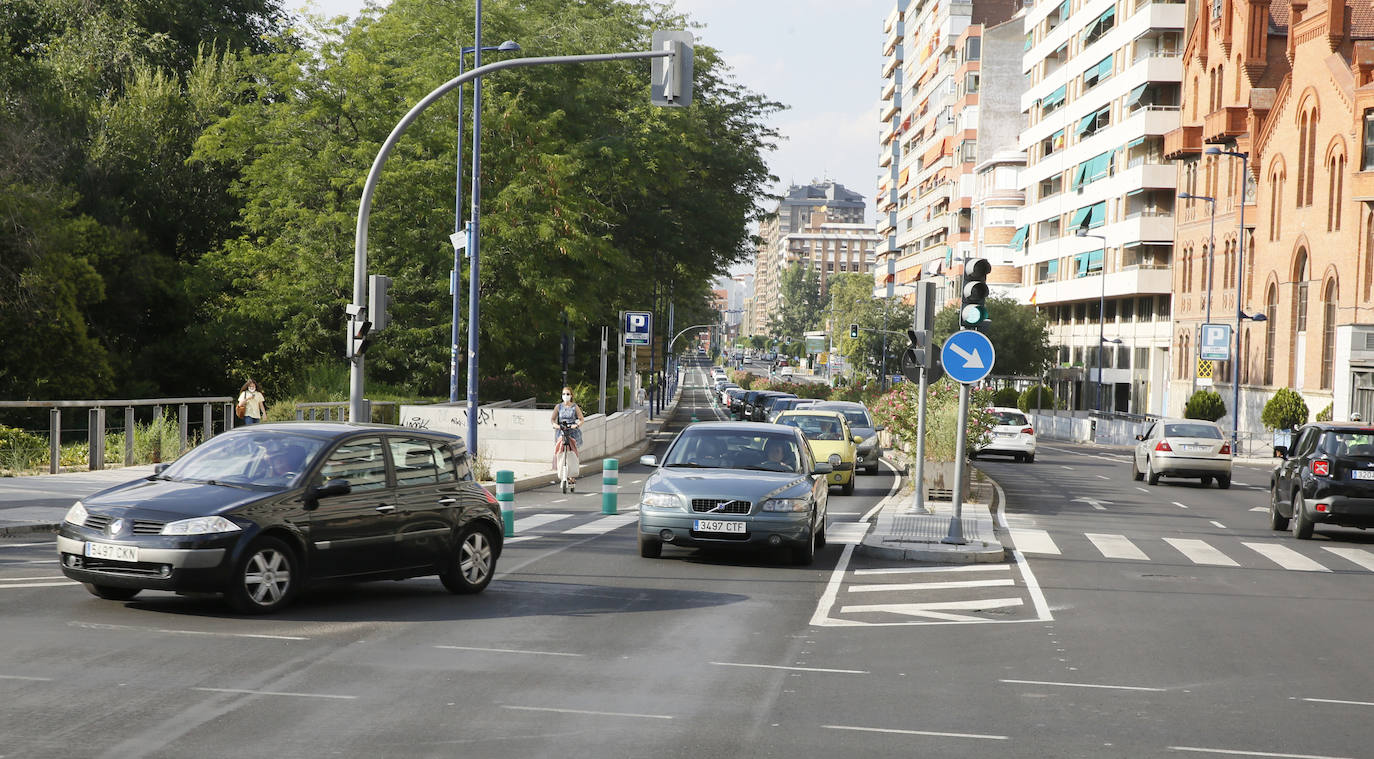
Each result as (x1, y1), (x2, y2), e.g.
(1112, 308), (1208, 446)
(1201, 475), (1214, 487)
(225, 537), (298, 614)
(969, 451), (979, 460)
(440, 524), (497, 594)
(1216, 474), (1231, 489)
(1131, 457), (1144, 481)
(1268, 487), (1290, 531)
(791, 526), (816, 566)
(1291, 492), (1315, 540)
(1146, 457), (1160, 485)
(638, 531), (662, 558)
(841, 475), (855, 496)
(814, 521), (827, 549)
(1026, 454), (1035, 463)
(84, 584), (140, 601)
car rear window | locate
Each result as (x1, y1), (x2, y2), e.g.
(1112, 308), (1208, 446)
(992, 411), (1028, 426)
(1164, 423), (1222, 439)
(1322, 431), (1374, 457)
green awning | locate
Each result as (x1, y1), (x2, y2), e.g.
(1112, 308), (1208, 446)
(1042, 85), (1066, 108)
(1059, 0), (1071, 19)
(1070, 206), (1092, 229)
(1126, 83), (1149, 107)
(1076, 112), (1097, 136)
(1075, 249), (1104, 277)
(1009, 226), (1028, 251)
(1126, 136), (1146, 149)
(1086, 201), (1106, 228)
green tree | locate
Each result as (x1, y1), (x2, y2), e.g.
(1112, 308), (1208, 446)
(933, 295), (1054, 377)
(1184, 390), (1226, 421)
(768, 261), (824, 343)
(1262, 388), (1309, 430)
(827, 273), (912, 380)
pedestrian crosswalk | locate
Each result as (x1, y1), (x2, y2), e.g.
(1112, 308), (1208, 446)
(504, 510), (871, 546)
(1009, 527), (1374, 573)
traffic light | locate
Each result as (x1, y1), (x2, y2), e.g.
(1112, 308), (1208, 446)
(849, 323), (859, 339)
(650, 31), (694, 107)
(960, 258), (991, 329)
(367, 274), (392, 332)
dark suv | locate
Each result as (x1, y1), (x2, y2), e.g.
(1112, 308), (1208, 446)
(1269, 422), (1374, 539)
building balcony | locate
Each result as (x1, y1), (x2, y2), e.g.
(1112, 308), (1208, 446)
(880, 101), (899, 122)
(1164, 125), (1202, 158)
(1203, 107), (1247, 143)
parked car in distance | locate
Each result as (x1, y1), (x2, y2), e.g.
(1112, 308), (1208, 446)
(767, 397), (820, 422)
(810, 401), (884, 473)
(773, 410), (861, 495)
(724, 387), (749, 419)
(972, 407), (1037, 463)
(57, 422), (503, 613)
(759, 393), (799, 421)
(744, 390), (789, 422)
(1268, 422), (1374, 539)
(636, 422), (831, 564)
(1132, 418), (1232, 488)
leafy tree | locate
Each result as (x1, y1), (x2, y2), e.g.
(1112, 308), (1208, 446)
(991, 387), (1020, 407)
(1184, 390), (1226, 421)
(933, 295), (1054, 378)
(768, 261), (824, 343)
(1262, 388), (1309, 430)
(827, 272), (913, 381)
(1018, 383), (1059, 412)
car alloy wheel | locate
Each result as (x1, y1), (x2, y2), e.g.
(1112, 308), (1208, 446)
(227, 537), (296, 614)
(1291, 492), (1315, 540)
(442, 525), (496, 594)
(1268, 487), (1290, 531)
(1146, 457), (1160, 485)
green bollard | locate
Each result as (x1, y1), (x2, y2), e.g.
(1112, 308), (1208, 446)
(602, 459), (618, 515)
(495, 470), (515, 537)
(691, 416), (698, 422)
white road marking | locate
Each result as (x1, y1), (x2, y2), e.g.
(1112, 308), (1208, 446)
(513, 514), (573, 531)
(1086, 533), (1150, 561)
(1321, 546), (1374, 572)
(1007, 528), (1060, 555)
(1303, 696), (1374, 707)
(1095, 474), (1110, 480)
(1060, 465), (1073, 470)
(1136, 487), (1150, 493)
(504, 535), (540, 544)
(840, 598), (1024, 621)
(710, 661), (869, 674)
(1233, 481), (1250, 486)
(1169, 747), (1356, 759)
(1165, 538), (1240, 567)
(0, 576), (67, 582)
(1000, 678), (1166, 692)
(1073, 497), (1108, 510)
(848, 579), (1015, 593)
(0, 581), (76, 589)
(809, 461), (904, 628)
(550, 499), (568, 504)
(853, 564), (1009, 576)
(0, 674), (52, 681)
(1210, 521), (1227, 529)
(1173, 501), (1190, 509)
(193, 687), (354, 700)
(435, 645), (582, 657)
(502, 704), (672, 720)
(582, 492), (598, 498)
(1243, 542), (1331, 572)
(0, 542), (55, 549)
(1249, 506), (1268, 512)
(562, 513), (636, 535)
(828, 522), (869, 545)
(70, 621), (308, 641)
(822, 724), (1008, 741)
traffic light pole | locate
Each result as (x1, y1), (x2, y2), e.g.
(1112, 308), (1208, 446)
(941, 382), (971, 545)
(912, 365), (930, 514)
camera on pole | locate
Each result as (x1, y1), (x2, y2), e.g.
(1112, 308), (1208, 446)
(960, 258), (991, 329)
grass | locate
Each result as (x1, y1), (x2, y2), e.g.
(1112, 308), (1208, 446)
(0, 417), (191, 476)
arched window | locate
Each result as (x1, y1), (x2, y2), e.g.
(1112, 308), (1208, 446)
(1306, 108), (1319, 206)
(1297, 113), (1309, 206)
(1321, 278), (1337, 389)
(1331, 152), (1345, 232)
(1264, 283), (1278, 385)
(1245, 232), (1256, 303)
(1191, 76), (1199, 121)
(1294, 250), (1309, 333)
(1217, 64), (1225, 108)
(1242, 328), (1251, 384)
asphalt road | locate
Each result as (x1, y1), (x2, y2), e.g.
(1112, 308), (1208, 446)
(3, 365), (1372, 758)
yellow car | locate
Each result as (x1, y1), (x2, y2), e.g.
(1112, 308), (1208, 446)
(774, 410), (862, 495)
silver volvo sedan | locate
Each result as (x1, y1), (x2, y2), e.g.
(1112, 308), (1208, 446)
(636, 422), (832, 565)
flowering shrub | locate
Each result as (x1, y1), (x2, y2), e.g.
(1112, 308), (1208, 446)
(730, 370), (757, 389)
(872, 378), (995, 463)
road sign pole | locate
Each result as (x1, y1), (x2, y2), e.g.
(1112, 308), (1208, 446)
(942, 382), (971, 545)
(912, 366), (930, 514)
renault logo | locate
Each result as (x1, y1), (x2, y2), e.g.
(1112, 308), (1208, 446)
(108, 518), (124, 536)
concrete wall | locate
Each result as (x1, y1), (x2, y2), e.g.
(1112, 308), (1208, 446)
(397, 404), (646, 464)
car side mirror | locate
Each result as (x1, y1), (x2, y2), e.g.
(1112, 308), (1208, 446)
(813, 462), (834, 475)
(874, 425), (885, 432)
(639, 455), (658, 467)
(1135, 434), (1145, 441)
(305, 478), (351, 509)
(153, 462), (169, 474)
(853, 435), (865, 444)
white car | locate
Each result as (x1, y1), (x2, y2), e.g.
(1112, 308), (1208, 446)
(1132, 418), (1232, 488)
(973, 407), (1036, 463)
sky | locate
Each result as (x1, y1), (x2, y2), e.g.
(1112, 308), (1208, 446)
(301, 0), (891, 270)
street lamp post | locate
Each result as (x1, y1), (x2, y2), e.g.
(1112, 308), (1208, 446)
(1075, 225), (1111, 412)
(1178, 191), (1216, 398)
(449, 39), (520, 405)
(1205, 146), (1251, 453)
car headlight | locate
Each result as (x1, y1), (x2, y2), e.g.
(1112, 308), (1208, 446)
(161, 516), (242, 535)
(64, 501), (88, 526)
(761, 497), (809, 512)
(640, 492), (683, 511)
(828, 453), (842, 466)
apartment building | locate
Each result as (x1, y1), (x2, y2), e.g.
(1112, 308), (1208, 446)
(1016, 0), (1186, 414)
(751, 182), (869, 334)
(875, 0), (1019, 306)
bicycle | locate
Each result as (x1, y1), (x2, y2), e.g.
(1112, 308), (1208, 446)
(555, 421), (579, 493)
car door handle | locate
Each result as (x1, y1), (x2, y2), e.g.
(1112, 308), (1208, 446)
(375, 503), (396, 513)
(437, 497), (456, 505)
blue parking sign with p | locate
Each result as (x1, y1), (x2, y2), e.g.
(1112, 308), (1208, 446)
(624, 311), (652, 346)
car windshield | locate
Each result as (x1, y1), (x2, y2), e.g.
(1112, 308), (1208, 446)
(817, 406), (870, 427)
(663, 430), (804, 473)
(1323, 431), (1374, 457)
(992, 411), (1028, 426)
(1164, 423), (1222, 439)
(159, 431), (328, 489)
(776, 415), (846, 441)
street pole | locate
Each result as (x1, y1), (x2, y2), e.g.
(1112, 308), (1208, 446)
(598, 326), (608, 416)
(1232, 155), (1248, 452)
(464, 0), (484, 453)
(617, 315), (625, 412)
(942, 382), (971, 545)
(912, 365), (929, 514)
(448, 51), (466, 404)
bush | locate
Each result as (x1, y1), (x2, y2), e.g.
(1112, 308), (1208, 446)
(0, 425), (46, 473)
(1262, 388), (1309, 430)
(730, 370), (757, 390)
(1316, 402), (1333, 422)
(872, 378), (995, 462)
(1184, 390), (1227, 421)
(1017, 384), (1059, 412)
(991, 387), (1020, 408)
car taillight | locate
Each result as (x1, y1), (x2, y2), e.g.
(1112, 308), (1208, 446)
(1219, 443), (1231, 455)
(482, 486), (498, 505)
(1021, 427), (1034, 435)
(1312, 459), (1331, 477)
(1155, 440), (1172, 452)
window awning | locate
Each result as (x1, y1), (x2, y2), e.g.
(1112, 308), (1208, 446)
(922, 258), (945, 276)
(1071, 201), (1106, 231)
(1042, 85), (1066, 109)
(1126, 83), (1149, 107)
(898, 168), (910, 187)
(922, 137), (950, 166)
(1075, 249), (1104, 277)
(1009, 225), (1028, 251)
(1058, 0), (1071, 18)
(1076, 112), (1097, 136)
(1126, 135), (1146, 149)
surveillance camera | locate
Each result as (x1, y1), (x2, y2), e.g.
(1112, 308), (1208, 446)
(345, 304), (365, 317)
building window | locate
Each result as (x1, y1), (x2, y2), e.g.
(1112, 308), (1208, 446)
(1298, 113), (1309, 207)
(1321, 279), (1337, 389)
(964, 36), (981, 61)
(1077, 105), (1111, 141)
(965, 73), (980, 95)
(1264, 283), (1278, 385)
(1362, 110), (1374, 171)
(1329, 152), (1345, 232)
(1295, 249), (1309, 333)
(1081, 6), (1116, 48)
(1082, 54), (1113, 91)
(1213, 0), (1223, 20)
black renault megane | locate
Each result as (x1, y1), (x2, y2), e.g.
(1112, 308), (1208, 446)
(57, 422), (503, 613)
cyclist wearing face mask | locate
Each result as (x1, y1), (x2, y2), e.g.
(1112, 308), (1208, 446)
(551, 386), (585, 491)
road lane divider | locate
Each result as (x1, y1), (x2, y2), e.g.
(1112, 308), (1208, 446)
(502, 704), (673, 720)
(436, 645), (583, 657)
(710, 661), (869, 674)
(999, 678), (1167, 692)
(192, 686), (355, 700)
(602, 459), (618, 515)
(822, 724), (1008, 741)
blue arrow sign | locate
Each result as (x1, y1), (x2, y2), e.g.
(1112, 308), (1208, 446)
(941, 330), (996, 384)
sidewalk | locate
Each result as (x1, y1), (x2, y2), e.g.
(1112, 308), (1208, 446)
(857, 458), (1005, 563)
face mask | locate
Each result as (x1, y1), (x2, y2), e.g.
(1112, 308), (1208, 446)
(562, 394), (571, 401)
